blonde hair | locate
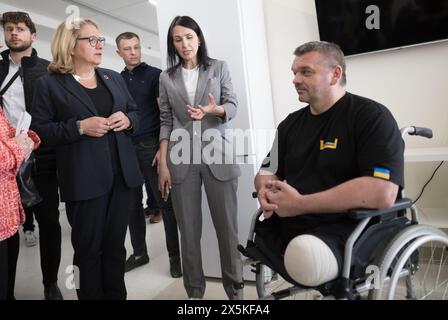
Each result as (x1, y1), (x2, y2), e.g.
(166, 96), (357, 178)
(48, 18), (99, 74)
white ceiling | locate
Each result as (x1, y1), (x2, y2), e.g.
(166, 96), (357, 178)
(0, 0), (162, 67)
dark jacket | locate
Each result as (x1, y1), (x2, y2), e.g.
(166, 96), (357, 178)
(31, 68), (143, 202)
(0, 48), (56, 176)
(120, 62), (161, 140)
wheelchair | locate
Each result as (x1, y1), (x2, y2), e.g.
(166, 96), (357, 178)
(238, 126), (448, 300)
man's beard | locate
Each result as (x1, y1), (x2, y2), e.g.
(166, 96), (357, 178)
(6, 39), (32, 53)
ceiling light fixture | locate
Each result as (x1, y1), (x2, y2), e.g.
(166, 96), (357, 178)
(148, 0), (157, 6)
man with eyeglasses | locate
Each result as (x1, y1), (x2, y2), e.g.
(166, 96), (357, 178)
(0, 11), (63, 300)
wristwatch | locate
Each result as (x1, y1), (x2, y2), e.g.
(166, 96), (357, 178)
(76, 120), (84, 135)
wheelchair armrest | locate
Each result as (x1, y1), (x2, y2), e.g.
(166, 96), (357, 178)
(347, 198), (413, 219)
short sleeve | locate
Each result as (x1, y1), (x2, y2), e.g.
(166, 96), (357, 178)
(355, 104), (404, 188)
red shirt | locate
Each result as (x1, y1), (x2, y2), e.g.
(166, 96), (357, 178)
(0, 108), (40, 241)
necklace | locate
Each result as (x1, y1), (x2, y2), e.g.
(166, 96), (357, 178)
(73, 70), (95, 82)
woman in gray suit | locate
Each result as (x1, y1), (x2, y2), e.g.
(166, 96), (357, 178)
(158, 16), (243, 300)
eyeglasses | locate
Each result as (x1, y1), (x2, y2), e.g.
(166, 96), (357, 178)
(77, 36), (106, 47)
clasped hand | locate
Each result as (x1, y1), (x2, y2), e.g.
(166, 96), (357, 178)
(81, 112), (130, 137)
(258, 180), (303, 219)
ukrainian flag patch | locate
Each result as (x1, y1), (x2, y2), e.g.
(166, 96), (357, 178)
(373, 168), (390, 180)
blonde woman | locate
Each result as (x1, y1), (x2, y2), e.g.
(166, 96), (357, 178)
(31, 19), (143, 300)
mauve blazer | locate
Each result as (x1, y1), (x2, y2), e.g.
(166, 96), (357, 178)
(31, 68), (143, 202)
(159, 59), (241, 184)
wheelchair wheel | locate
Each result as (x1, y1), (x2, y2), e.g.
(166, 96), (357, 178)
(373, 231), (448, 300)
(255, 263), (321, 299)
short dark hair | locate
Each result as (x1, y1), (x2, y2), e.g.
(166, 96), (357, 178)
(166, 15), (210, 76)
(115, 31), (140, 47)
(1, 11), (36, 34)
(294, 41), (347, 85)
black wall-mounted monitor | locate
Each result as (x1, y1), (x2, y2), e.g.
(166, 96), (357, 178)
(315, 0), (448, 56)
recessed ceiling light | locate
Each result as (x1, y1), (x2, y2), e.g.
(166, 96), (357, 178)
(148, 0), (157, 6)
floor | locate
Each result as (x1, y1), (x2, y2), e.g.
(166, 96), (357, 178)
(14, 205), (258, 300)
(16, 202), (447, 301)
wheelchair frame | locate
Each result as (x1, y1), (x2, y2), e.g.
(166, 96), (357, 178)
(239, 126), (448, 300)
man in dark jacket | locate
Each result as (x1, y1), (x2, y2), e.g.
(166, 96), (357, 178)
(0, 11), (62, 300)
(116, 32), (182, 278)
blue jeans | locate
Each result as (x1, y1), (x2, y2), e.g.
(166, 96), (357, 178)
(129, 133), (180, 258)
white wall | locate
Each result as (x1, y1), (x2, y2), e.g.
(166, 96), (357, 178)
(263, 0), (448, 208)
(263, 0), (319, 124)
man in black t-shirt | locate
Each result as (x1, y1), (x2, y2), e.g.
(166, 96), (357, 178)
(255, 41), (404, 287)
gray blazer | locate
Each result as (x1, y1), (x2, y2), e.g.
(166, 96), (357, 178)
(159, 59), (241, 184)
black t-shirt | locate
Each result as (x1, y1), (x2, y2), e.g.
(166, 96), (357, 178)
(264, 92), (404, 198)
(82, 76), (121, 174)
(260, 92), (405, 264)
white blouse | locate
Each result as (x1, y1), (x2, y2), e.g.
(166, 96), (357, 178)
(182, 66), (199, 106)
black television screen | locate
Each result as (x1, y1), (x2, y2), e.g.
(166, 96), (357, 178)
(315, 0), (448, 56)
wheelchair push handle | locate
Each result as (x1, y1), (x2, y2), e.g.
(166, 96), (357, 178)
(401, 126), (433, 139)
(410, 126), (433, 139)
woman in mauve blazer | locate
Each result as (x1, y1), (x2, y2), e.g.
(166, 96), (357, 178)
(31, 18), (142, 300)
(158, 16), (243, 300)
(0, 106), (40, 299)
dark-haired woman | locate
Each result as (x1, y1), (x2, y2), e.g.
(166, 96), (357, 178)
(158, 16), (243, 300)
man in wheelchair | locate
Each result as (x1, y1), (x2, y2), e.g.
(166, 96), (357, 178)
(253, 41), (405, 292)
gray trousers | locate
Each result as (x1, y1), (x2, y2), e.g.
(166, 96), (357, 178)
(171, 164), (243, 299)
